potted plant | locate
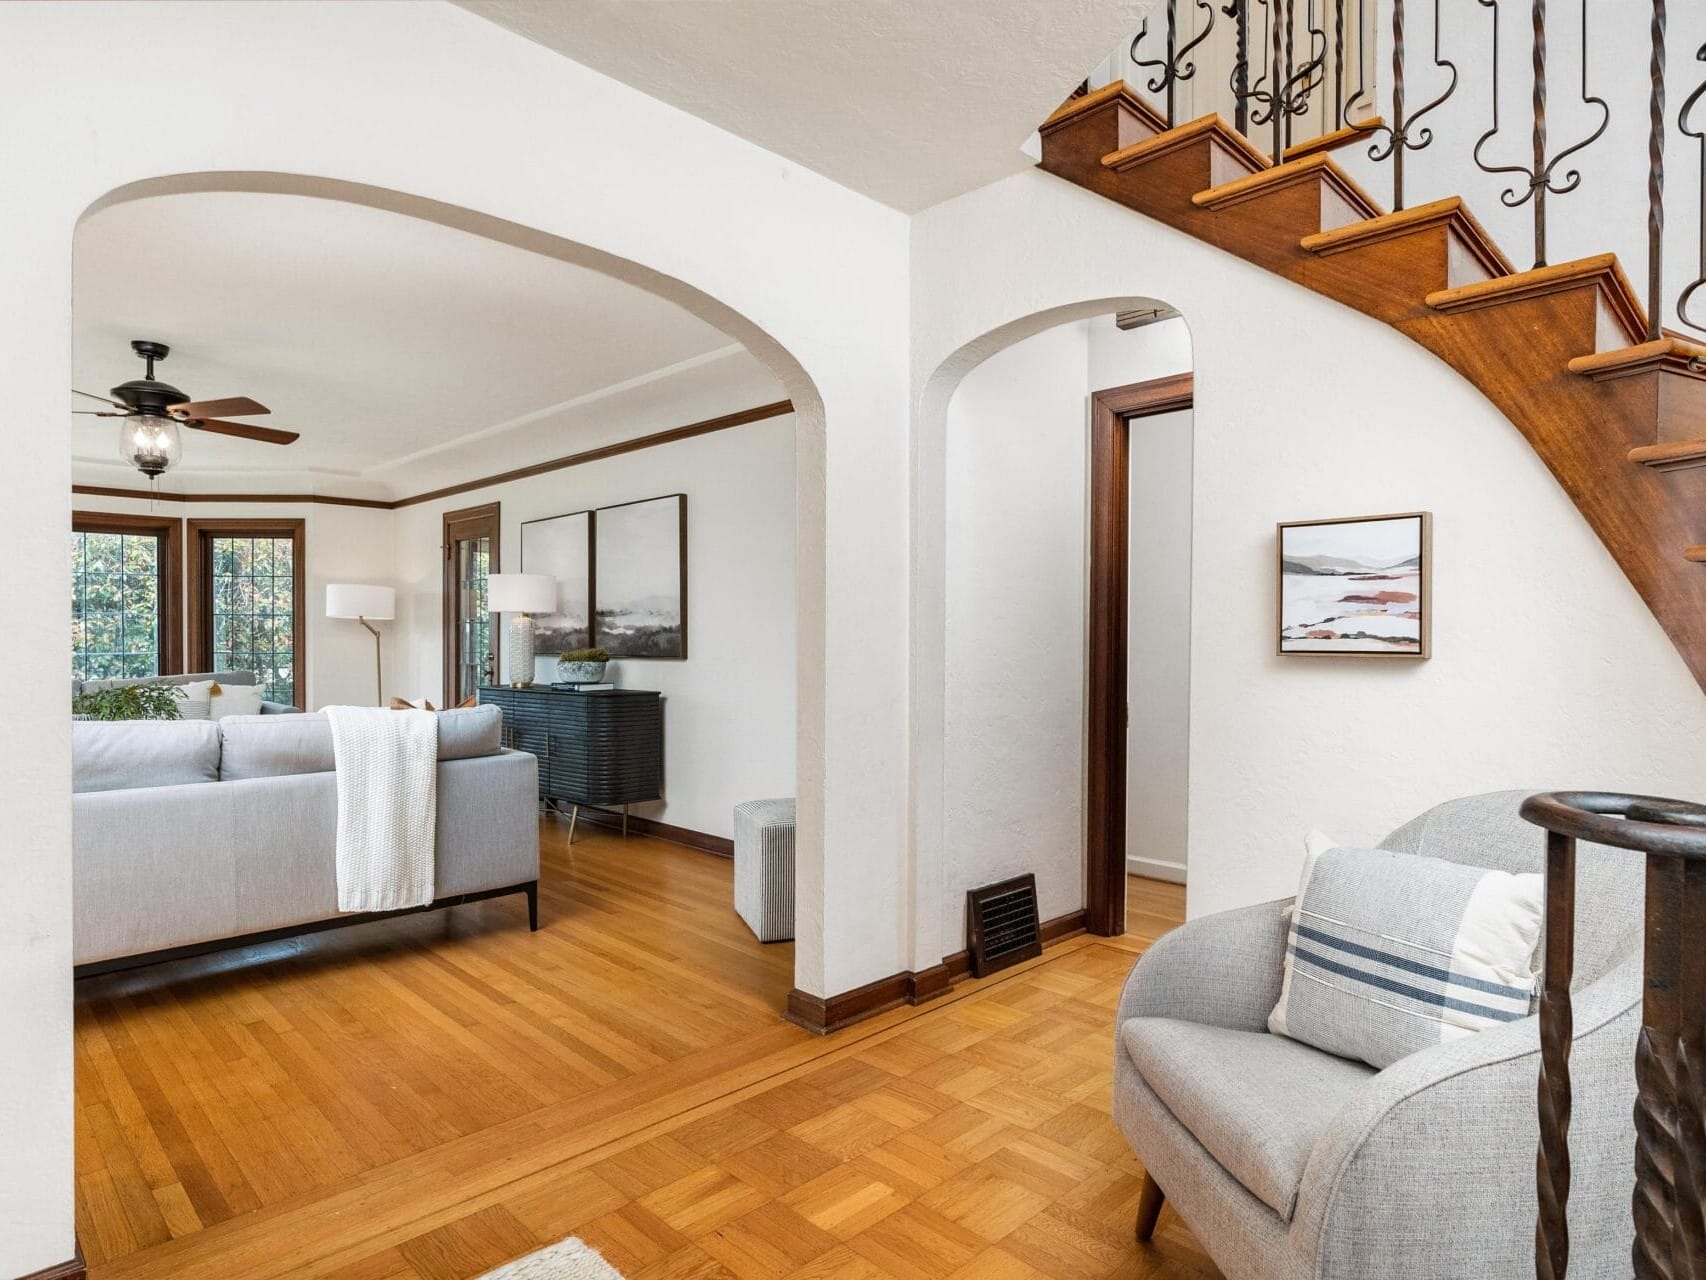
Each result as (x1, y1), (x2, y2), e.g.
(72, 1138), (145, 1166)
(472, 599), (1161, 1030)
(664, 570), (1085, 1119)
(555, 647), (611, 684)
(72, 683), (186, 721)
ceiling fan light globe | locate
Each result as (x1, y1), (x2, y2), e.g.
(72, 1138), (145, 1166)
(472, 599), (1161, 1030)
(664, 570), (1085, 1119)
(118, 413), (182, 478)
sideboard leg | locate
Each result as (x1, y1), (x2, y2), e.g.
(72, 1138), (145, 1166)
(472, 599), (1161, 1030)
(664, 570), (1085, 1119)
(568, 804), (580, 845)
(623, 803), (630, 838)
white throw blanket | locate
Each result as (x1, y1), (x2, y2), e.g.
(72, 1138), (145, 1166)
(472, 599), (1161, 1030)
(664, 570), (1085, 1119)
(325, 705), (439, 912)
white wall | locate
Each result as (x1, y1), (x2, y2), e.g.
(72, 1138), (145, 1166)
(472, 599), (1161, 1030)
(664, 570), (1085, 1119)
(72, 495), (395, 710)
(0, 2), (912, 1270)
(913, 168), (1706, 950)
(943, 321), (1093, 939)
(393, 411), (797, 840)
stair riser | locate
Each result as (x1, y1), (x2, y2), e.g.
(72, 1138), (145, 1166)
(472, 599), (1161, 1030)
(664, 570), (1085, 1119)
(1038, 101), (1162, 188)
(1301, 228), (1460, 326)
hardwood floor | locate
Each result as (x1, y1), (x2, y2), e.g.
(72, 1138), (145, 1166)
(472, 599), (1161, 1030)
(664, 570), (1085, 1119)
(73, 824), (1213, 1278)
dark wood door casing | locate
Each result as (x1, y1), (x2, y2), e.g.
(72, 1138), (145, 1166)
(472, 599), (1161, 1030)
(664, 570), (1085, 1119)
(72, 510), (186, 676)
(187, 517), (306, 706)
(443, 502), (501, 706)
(1086, 373), (1194, 936)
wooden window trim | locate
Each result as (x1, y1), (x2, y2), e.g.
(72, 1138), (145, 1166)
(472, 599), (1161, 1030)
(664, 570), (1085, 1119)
(72, 510), (185, 676)
(187, 518), (307, 706)
(442, 502), (501, 705)
(1086, 373), (1193, 937)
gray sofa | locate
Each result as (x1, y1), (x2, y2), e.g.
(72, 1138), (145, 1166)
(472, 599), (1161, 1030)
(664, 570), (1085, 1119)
(73, 705), (539, 972)
(73, 669), (302, 715)
(1114, 791), (1643, 1279)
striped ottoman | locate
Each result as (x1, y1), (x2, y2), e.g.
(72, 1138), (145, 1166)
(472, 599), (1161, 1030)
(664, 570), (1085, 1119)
(734, 798), (796, 943)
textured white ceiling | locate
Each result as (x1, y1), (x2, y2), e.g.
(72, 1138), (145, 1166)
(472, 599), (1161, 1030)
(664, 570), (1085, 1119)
(72, 191), (738, 481)
(453, 0), (1150, 211)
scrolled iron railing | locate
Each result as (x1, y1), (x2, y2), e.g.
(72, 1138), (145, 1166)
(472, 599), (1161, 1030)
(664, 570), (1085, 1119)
(1094, 0), (1706, 342)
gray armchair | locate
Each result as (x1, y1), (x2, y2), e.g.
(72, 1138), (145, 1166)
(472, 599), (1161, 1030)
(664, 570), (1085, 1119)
(1113, 791), (1644, 1279)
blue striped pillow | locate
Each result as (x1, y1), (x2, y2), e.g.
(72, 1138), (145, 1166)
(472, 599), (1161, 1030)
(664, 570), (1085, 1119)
(1268, 833), (1543, 1069)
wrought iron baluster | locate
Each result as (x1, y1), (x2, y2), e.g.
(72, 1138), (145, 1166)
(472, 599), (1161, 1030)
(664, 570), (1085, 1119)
(1280, 0), (1330, 142)
(1343, 0), (1374, 122)
(1649, 0), (1666, 342)
(1246, 0), (1282, 148)
(1226, 0), (1252, 134)
(1678, 43), (1706, 333)
(1130, 0), (1218, 128)
(1471, 0), (1609, 269)
(1333, 0), (1346, 130)
(1271, 0), (1286, 159)
(1284, 0), (1296, 147)
(1368, 0), (1458, 211)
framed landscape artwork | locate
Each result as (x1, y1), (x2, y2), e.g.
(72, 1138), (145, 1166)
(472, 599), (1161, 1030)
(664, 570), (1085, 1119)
(520, 509), (593, 651)
(1277, 512), (1431, 657)
(594, 494), (687, 659)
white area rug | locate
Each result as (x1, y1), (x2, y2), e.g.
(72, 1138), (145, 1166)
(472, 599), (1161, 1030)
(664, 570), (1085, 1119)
(476, 1237), (624, 1279)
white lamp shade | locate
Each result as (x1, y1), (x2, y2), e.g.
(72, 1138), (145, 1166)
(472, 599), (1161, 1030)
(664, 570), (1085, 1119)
(326, 583), (396, 621)
(487, 572), (556, 614)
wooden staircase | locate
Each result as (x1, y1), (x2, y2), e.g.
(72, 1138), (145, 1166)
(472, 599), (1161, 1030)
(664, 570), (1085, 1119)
(1041, 83), (1706, 692)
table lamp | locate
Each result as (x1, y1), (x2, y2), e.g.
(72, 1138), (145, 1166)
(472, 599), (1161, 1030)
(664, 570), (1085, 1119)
(487, 573), (556, 687)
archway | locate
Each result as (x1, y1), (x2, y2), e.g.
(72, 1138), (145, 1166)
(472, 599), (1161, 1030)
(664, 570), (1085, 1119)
(909, 297), (1195, 973)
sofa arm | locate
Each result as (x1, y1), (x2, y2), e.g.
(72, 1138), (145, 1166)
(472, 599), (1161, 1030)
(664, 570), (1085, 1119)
(1290, 956), (1641, 1279)
(1116, 897), (1293, 1033)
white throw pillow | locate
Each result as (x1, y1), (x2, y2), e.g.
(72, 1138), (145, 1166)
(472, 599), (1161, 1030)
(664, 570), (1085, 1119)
(1268, 830), (1543, 1069)
(209, 682), (266, 720)
(175, 679), (216, 720)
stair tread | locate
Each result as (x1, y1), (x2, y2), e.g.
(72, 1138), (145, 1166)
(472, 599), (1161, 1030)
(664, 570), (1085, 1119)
(1040, 81), (1167, 138)
(1426, 253), (1647, 344)
(1191, 152), (1381, 219)
(1300, 196), (1514, 277)
(1283, 117), (1384, 163)
(1102, 113), (1270, 176)
(1570, 337), (1706, 381)
(1628, 438), (1706, 472)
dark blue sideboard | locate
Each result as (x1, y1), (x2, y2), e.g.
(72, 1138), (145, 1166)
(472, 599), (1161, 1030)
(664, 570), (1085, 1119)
(477, 685), (662, 838)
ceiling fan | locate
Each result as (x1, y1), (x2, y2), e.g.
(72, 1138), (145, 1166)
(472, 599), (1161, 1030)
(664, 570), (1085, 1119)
(74, 339), (300, 479)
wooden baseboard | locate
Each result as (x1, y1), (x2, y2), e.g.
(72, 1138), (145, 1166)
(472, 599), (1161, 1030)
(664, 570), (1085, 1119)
(18, 1241), (85, 1280)
(572, 806), (734, 856)
(785, 909), (1090, 1035)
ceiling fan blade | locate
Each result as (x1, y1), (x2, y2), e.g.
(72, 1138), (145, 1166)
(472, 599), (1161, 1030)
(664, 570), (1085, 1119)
(73, 388), (127, 408)
(185, 418), (299, 446)
(168, 395), (269, 419)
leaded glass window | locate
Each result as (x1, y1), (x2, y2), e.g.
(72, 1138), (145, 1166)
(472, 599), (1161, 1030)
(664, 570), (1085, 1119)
(208, 533), (298, 706)
(72, 529), (164, 681)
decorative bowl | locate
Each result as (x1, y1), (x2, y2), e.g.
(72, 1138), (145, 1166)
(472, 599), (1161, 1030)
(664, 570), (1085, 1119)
(556, 658), (608, 684)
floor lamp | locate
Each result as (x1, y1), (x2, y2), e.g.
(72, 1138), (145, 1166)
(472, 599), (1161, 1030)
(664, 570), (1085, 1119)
(326, 584), (396, 705)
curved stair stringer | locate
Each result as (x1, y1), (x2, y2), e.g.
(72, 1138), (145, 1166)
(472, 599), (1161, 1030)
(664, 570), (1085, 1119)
(1039, 83), (1706, 693)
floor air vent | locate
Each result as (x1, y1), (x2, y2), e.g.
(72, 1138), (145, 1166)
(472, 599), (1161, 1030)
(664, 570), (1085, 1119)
(966, 873), (1042, 977)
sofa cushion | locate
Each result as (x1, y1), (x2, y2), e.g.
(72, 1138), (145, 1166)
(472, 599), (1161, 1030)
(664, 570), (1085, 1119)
(1121, 1017), (1374, 1220)
(73, 720), (223, 793)
(218, 705), (503, 780)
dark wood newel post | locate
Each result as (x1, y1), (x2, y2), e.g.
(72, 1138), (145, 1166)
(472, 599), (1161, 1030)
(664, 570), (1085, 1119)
(1521, 792), (1706, 1279)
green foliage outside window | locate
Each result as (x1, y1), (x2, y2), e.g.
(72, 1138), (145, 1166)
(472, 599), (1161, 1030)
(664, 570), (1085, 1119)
(72, 530), (162, 682)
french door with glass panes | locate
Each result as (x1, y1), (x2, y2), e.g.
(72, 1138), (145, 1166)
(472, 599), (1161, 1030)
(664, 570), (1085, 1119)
(443, 502), (499, 705)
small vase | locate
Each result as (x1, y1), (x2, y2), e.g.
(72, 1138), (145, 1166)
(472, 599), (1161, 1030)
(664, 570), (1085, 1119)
(556, 658), (608, 684)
